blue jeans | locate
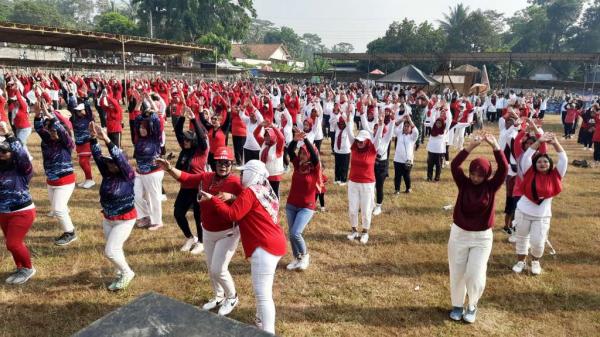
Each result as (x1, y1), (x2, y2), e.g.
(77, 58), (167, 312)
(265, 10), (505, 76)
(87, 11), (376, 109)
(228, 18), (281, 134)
(285, 204), (314, 258)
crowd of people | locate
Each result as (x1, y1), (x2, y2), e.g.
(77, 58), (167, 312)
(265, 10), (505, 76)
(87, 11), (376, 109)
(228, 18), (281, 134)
(0, 69), (595, 332)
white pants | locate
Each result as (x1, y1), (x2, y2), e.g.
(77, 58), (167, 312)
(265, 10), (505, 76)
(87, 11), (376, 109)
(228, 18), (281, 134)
(251, 247), (281, 334)
(450, 123), (470, 149)
(514, 210), (551, 258)
(47, 183), (75, 232)
(448, 224), (493, 308)
(203, 227), (240, 300)
(103, 218), (135, 276)
(134, 171), (164, 225)
(347, 181), (375, 230)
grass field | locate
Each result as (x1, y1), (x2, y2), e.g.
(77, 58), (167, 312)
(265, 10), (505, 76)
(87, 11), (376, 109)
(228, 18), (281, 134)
(0, 114), (599, 337)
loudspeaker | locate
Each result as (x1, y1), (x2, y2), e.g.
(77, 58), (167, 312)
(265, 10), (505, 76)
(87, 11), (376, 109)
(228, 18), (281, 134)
(73, 292), (274, 337)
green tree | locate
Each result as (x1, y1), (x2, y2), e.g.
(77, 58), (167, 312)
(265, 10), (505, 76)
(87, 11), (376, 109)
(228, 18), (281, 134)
(9, 0), (76, 28)
(331, 42), (354, 53)
(197, 32), (231, 56)
(95, 11), (138, 35)
(133, 0), (256, 43)
(263, 26), (303, 58)
(0, 0), (13, 22)
(438, 4), (502, 52)
(243, 19), (278, 43)
(569, 0), (600, 52)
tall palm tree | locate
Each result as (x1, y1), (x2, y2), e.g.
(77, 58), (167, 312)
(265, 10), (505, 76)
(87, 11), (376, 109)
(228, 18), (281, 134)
(438, 3), (471, 52)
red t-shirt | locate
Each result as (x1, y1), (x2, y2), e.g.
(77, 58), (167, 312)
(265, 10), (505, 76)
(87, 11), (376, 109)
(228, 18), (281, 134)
(47, 173), (76, 186)
(231, 111), (247, 137)
(593, 116), (600, 142)
(178, 172), (243, 232)
(211, 188), (287, 258)
(286, 158), (319, 210)
(349, 142), (377, 183)
(207, 128), (226, 155)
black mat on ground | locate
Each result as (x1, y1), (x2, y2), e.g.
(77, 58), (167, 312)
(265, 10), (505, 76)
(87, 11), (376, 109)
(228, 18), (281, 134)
(73, 292), (274, 337)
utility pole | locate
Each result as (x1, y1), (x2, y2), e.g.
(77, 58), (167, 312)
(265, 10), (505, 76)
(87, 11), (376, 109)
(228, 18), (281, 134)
(149, 10), (154, 65)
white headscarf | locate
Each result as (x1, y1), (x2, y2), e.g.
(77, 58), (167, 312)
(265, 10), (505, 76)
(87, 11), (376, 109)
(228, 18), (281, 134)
(239, 160), (279, 224)
(240, 160), (270, 187)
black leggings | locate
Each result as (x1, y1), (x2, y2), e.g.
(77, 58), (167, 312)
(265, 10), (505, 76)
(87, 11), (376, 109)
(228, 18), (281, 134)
(315, 193), (325, 207)
(594, 142), (600, 161)
(232, 136), (246, 166)
(394, 161), (412, 192)
(108, 132), (121, 148)
(374, 159), (388, 204)
(243, 148), (260, 163)
(427, 152), (443, 181)
(334, 153), (350, 183)
(207, 152), (216, 172)
(173, 188), (202, 241)
(314, 139), (322, 152)
(269, 180), (280, 197)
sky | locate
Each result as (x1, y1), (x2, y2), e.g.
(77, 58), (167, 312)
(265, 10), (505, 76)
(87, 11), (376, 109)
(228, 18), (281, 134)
(252, 0), (530, 52)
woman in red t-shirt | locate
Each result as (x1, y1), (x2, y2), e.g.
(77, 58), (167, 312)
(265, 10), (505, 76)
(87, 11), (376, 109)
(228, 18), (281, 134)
(201, 160), (286, 334)
(157, 147), (244, 317)
(285, 130), (320, 271)
(346, 129), (378, 244)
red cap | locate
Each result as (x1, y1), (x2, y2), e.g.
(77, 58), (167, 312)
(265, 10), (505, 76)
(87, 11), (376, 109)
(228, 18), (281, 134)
(214, 146), (234, 161)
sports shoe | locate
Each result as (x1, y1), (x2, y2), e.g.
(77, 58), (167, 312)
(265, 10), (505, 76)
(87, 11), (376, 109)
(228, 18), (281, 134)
(148, 223), (164, 231)
(502, 226), (513, 235)
(320, 207), (326, 212)
(512, 260), (527, 273)
(202, 297), (224, 310)
(347, 229), (360, 241)
(180, 237), (198, 252)
(5, 269), (21, 284)
(161, 194), (167, 202)
(218, 296), (239, 316)
(190, 242), (204, 255)
(54, 231), (77, 246)
(508, 233), (517, 243)
(286, 258), (300, 270)
(463, 305), (477, 323)
(77, 181), (85, 188)
(81, 180), (96, 189)
(338, 182), (347, 186)
(108, 272), (135, 291)
(359, 232), (369, 244)
(449, 306), (463, 321)
(334, 181), (340, 185)
(405, 189), (412, 193)
(10, 267), (36, 285)
(135, 217), (150, 228)
(297, 254), (310, 270)
(47, 211), (55, 217)
(372, 205), (382, 216)
(530, 260), (542, 275)
(394, 190), (401, 195)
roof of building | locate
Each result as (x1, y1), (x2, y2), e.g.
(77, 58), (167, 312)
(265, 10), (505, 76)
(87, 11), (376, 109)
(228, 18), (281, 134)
(231, 43), (290, 60)
(450, 64), (481, 74)
(0, 21), (211, 55)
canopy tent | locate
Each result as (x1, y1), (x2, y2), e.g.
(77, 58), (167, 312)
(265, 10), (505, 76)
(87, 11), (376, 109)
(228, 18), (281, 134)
(376, 65), (437, 85)
(369, 69), (384, 75)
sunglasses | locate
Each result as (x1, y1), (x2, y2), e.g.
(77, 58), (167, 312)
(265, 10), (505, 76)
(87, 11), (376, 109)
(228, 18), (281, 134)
(216, 161), (232, 167)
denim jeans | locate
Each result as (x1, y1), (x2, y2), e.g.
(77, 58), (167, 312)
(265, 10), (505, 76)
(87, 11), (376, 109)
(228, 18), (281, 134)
(285, 204), (314, 258)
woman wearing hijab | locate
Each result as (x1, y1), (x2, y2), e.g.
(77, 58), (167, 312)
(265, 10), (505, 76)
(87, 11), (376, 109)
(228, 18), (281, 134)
(132, 96), (164, 230)
(254, 121), (285, 196)
(393, 115), (419, 194)
(448, 133), (507, 324)
(512, 133), (567, 275)
(33, 101), (78, 246)
(198, 96), (231, 172)
(173, 108), (208, 254)
(330, 107), (354, 185)
(158, 147), (243, 316)
(346, 128), (378, 244)
(285, 129), (320, 271)
(426, 117), (449, 182)
(200, 160), (286, 334)
(89, 122), (137, 291)
(0, 122), (36, 284)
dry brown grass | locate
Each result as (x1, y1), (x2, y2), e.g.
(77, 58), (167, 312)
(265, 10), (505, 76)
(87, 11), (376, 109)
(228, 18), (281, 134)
(1, 115), (599, 337)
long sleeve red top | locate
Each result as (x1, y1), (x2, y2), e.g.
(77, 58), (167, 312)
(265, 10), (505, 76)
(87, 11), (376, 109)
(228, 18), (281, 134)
(210, 188), (286, 258)
(451, 149), (508, 231)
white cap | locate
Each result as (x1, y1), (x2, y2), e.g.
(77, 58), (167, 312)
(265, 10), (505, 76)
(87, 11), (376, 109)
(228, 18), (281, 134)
(355, 130), (371, 142)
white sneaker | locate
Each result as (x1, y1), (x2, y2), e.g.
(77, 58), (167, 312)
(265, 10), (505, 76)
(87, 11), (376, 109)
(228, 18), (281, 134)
(161, 194), (167, 202)
(202, 297), (224, 310)
(47, 211), (55, 217)
(359, 233), (369, 244)
(372, 205), (382, 216)
(81, 180), (96, 189)
(339, 182), (347, 186)
(530, 260), (542, 275)
(347, 230), (360, 241)
(218, 296), (239, 316)
(77, 181), (85, 188)
(508, 234), (517, 243)
(180, 237), (198, 252)
(297, 254), (310, 270)
(190, 242), (204, 255)
(287, 258), (300, 270)
(5, 269), (21, 284)
(320, 207), (326, 212)
(334, 181), (340, 185)
(512, 261), (527, 273)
